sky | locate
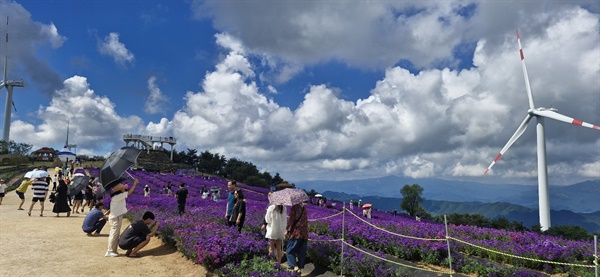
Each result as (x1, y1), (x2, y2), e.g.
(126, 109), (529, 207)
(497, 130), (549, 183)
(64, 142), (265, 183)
(0, 0), (598, 186)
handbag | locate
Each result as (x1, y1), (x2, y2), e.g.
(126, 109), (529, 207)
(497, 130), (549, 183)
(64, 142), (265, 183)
(49, 193), (56, 203)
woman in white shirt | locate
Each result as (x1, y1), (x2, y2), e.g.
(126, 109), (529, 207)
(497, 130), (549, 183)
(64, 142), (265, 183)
(264, 192), (287, 264)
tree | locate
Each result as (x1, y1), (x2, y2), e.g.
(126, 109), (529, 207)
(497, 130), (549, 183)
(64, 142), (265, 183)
(272, 173), (284, 185)
(0, 140), (32, 155)
(400, 184), (425, 217)
(545, 225), (590, 240)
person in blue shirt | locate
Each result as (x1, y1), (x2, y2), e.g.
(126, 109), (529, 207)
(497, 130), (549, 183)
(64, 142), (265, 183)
(82, 202), (108, 236)
(225, 181), (236, 226)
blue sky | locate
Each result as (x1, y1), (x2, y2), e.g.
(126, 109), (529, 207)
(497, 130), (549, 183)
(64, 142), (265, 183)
(0, 0), (599, 186)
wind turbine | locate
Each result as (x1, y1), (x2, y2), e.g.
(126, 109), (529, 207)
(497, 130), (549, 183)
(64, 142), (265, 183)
(0, 16), (25, 142)
(483, 30), (600, 232)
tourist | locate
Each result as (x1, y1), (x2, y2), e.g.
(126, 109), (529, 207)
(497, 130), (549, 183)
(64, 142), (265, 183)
(82, 202), (108, 236)
(83, 179), (95, 212)
(175, 183), (188, 215)
(72, 185), (84, 214)
(228, 189), (246, 232)
(52, 179), (71, 217)
(286, 201), (308, 274)
(144, 184), (150, 197)
(52, 174), (58, 191)
(225, 181), (237, 226)
(264, 192), (286, 264)
(16, 178), (33, 210)
(106, 178), (138, 257)
(27, 177), (49, 217)
(0, 179), (6, 205)
(118, 211), (159, 258)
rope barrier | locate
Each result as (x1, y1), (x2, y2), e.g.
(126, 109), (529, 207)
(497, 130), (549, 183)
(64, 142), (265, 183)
(346, 209), (446, 241)
(309, 238), (343, 243)
(342, 241), (453, 275)
(308, 211), (343, 222)
(450, 237), (596, 268)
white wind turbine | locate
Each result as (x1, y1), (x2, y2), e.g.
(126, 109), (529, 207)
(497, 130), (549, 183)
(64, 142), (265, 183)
(0, 17), (25, 142)
(483, 30), (600, 231)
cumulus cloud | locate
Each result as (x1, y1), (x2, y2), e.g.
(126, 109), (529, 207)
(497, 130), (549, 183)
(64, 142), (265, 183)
(11, 76), (145, 155)
(0, 1), (64, 96)
(144, 76), (170, 115)
(98, 32), (135, 66)
(162, 5), (599, 184)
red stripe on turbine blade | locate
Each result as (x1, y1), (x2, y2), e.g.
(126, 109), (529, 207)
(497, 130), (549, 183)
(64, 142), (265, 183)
(483, 168), (490, 176)
(493, 153), (502, 162)
(516, 29), (520, 39)
(520, 49), (524, 60)
(572, 119), (583, 126)
(593, 126), (600, 130)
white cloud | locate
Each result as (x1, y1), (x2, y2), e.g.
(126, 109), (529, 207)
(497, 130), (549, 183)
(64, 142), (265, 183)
(11, 76), (145, 154)
(40, 23), (66, 48)
(144, 76), (170, 115)
(98, 32), (135, 66)
(164, 5), (599, 184)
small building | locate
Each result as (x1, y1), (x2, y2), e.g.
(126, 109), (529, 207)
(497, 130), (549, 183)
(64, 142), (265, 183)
(31, 147), (57, 162)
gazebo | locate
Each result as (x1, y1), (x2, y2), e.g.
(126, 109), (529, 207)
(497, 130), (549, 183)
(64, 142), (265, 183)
(31, 147), (57, 162)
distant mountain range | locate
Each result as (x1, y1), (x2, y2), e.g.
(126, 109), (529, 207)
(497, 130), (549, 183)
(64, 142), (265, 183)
(295, 176), (600, 233)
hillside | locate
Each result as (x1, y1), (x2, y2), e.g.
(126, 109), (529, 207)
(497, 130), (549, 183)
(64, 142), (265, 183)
(296, 176), (600, 213)
(320, 191), (600, 233)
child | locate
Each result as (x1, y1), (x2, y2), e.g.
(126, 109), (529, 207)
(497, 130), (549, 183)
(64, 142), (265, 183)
(0, 179), (7, 205)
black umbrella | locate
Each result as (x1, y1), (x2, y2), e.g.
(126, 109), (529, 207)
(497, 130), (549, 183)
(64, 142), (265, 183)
(98, 147), (141, 189)
(70, 175), (90, 196)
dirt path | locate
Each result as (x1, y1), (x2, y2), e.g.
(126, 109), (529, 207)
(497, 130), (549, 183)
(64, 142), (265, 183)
(0, 169), (208, 277)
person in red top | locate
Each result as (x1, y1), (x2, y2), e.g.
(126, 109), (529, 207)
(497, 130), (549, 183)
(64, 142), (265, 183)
(285, 202), (308, 273)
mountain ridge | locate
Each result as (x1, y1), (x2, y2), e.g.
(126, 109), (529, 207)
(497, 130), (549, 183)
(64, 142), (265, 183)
(295, 176), (600, 213)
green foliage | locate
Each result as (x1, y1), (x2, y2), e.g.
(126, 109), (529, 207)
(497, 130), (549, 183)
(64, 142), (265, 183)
(215, 256), (290, 277)
(399, 184), (424, 217)
(0, 140), (32, 155)
(544, 225), (591, 240)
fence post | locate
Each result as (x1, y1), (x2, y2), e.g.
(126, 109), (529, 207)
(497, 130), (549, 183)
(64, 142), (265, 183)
(340, 202), (346, 277)
(594, 235), (598, 277)
(444, 215), (454, 276)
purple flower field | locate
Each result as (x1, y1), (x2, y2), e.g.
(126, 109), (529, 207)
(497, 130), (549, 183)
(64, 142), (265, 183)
(95, 169), (597, 277)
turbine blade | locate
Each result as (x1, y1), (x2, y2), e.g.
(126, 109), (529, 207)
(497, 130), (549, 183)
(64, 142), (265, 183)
(12, 100), (16, 112)
(3, 16), (8, 82)
(484, 114), (533, 175)
(517, 30), (536, 110)
(533, 109), (600, 130)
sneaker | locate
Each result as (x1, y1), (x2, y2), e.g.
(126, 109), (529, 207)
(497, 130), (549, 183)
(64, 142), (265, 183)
(105, 251), (119, 257)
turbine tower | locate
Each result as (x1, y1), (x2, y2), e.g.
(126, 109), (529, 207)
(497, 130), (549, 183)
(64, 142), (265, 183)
(484, 30), (600, 231)
(0, 17), (25, 142)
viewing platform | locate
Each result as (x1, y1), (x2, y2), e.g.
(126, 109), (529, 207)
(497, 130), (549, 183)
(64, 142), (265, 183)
(123, 134), (177, 160)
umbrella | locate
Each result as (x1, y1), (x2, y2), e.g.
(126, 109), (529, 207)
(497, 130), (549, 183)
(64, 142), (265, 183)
(315, 194), (323, 198)
(24, 170), (49, 179)
(73, 173), (85, 177)
(70, 175), (90, 196)
(269, 188), (309, 206)
(98, 147), (141, 189)
(362, 203), (372, 209)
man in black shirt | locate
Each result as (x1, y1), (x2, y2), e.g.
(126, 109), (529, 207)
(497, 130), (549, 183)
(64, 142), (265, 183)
(175, 183), (188, 216)
(118, 211), (159, 257)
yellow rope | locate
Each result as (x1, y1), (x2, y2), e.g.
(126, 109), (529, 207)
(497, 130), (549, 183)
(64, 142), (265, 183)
(346, 209), (446, 241)
(342, 241), (453, 275)
(308, 211), (343, 222)
(450, 237), (595, 268)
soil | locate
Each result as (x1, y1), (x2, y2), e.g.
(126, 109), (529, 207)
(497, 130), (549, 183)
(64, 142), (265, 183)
(0, 169), (208, 277)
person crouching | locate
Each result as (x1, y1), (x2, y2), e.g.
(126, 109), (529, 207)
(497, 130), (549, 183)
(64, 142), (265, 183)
(118, 211), (159, 258)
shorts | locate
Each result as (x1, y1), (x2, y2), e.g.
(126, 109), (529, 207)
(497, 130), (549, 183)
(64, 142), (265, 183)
(16, 191), (25, 199)
(32, 197), (45, 202)
(0, 192), (5, 197)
